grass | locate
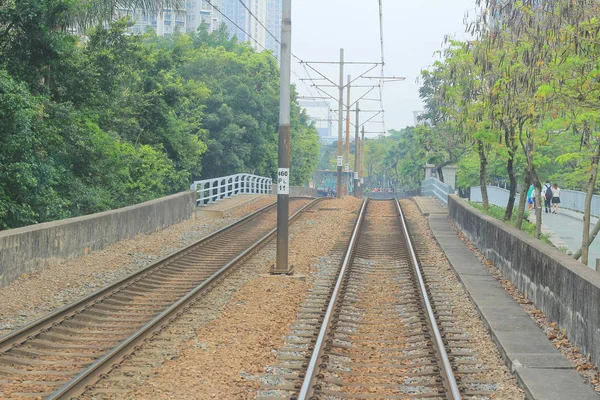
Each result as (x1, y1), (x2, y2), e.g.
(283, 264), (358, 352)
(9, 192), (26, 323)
(468, 202), (555, 247)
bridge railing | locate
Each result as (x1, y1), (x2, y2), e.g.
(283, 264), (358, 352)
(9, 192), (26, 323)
(470, 186), (521, 209)
(190, 174), (272, 206)
(422, 177), (452, 204)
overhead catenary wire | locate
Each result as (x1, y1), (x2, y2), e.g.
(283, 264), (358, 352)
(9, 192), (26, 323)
(206, 0), (278, 60)
(378, 0), (386, 136)
(207, 0), (331, 122)
(234, 0), (331, 122)
(213, 0), (374, 133)
(236, 0), (281, 48)
(233, 0), (335, 122)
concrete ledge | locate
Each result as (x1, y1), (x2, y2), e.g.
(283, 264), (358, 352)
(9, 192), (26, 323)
(428, 215), (597, 399)
(195, 194), (271, 220)
(270, 185), (318, 198)
(447, 195), (600, 376)
(0, 191), (197, 287)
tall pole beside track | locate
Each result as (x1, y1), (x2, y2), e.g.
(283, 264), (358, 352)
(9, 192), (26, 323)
(271, 0), (292, 274)
(361, 126), (365, 196)
(354, 102), (360, 198)
(344, 75), (351, 196)
(336, 49), (344, 198)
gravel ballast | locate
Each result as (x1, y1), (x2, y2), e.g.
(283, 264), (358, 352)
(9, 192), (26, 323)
(449, 215), (600, 395)
(0, 196), (276, 336)
(83, 197), (363, 399)
(401, 199), (524, 399)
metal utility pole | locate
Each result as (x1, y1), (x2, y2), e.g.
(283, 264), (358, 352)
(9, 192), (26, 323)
(344, 75), (351, 196)
(298, 56), (403, 197)
(361, 126), (365, 196)
(271, 0), (292, 274)
(354, 102), (360, 198)
(336, 49), (344, 198)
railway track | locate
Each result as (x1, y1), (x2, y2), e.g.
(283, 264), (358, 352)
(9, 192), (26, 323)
(260, 199), (489, 399)
(0, 197), (316, 399)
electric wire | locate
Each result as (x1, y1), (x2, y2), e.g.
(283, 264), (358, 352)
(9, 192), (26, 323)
(206, 0), (278, 61)
(237, 0), (281, 48)
(230, 1), (330, 122)
(378, 0), (387, 135)
(209, 0), (340, 131)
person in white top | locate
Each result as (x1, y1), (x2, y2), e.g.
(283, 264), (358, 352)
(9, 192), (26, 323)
(551, 183), (561, 214)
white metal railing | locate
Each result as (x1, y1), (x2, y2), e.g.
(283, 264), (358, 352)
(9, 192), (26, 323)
(422, 177), (452, 204)
(190, 174), (272, 206)
(470, 186), (521, 209)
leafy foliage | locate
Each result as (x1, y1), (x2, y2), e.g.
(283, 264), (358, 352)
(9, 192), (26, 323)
(0, 2), (319, 229)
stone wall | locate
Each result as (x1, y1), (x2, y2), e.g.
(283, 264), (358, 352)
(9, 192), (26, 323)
(0, 191), (197, 287)
(448, 194), (600, 368)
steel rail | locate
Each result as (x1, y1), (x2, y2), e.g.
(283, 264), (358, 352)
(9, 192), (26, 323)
(297, 198), (368, 399)
(0, 198), (291, 354)
(49, 197), (323, 399)
(297, 199), (461, 400)
(395, 199), (462, 400)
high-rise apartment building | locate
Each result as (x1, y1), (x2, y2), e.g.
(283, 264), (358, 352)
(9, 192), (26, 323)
(186, 0), (222, 34)
(265, 0), (281, 59)
(116, 8), (186, 37)
(220, 0), (281, 59)
(221, 0), (249, 42)
(116, 1), (221, 38)
(114, 0), (281, 45)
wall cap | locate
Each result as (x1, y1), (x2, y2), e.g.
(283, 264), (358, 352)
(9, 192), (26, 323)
(0, 190), (197, 238)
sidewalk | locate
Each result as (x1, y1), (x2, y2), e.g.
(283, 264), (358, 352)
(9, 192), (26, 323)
(480, 188), (599, 268)
(412, 197), (598, 399)
(529, 208), (600, 269)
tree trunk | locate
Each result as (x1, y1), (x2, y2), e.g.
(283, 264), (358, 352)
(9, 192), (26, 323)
(437, 167), (445, 183)
(515, 172), (530, 229)
(534, 182), (542, 239)
(504, 126), (518, 221)
(574, 218), (600, 261)
(579, 140), (600, 265)
(505, 154), (517, 221)
(478, 139), (489, 210)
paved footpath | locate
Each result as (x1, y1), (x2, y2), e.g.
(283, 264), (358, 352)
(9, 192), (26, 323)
(531, 209), (600, 269)
(484, 189), (600, 268)
(412, 197), (598, 400)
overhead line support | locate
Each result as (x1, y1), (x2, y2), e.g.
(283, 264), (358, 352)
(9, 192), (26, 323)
(336, 49), (344, 198)
(272, 0), (292, 274)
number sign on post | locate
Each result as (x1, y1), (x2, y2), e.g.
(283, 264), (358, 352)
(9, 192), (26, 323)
(278, 168), (290, 195)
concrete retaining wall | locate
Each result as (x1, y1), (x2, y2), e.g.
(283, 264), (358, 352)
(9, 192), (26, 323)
(448, 194), (600, 368)
(0, 191), (197, 288)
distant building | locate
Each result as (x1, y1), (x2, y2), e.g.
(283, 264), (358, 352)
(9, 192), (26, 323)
(221, 0), (249, 42)
(115, 1), (221, 38)
(117, 8), (187, 37)
(265, 0), (282, 59)
(186, 0), (222, 34)
(220, 0), (281, 59)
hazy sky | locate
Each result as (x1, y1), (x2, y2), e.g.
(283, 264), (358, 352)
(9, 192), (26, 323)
(290, 0), (477, 137)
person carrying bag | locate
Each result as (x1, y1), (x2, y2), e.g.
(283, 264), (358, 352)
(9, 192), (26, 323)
(542, 180), (552, 213)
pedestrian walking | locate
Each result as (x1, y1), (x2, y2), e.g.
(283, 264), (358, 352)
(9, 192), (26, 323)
(552, 183), (561, 214)
(527, 184), (535, 211)
(542, 179), (553, 213)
